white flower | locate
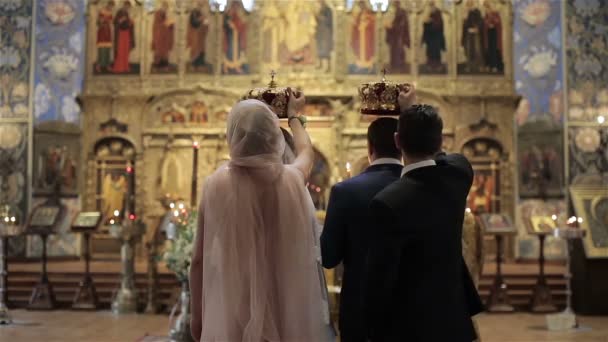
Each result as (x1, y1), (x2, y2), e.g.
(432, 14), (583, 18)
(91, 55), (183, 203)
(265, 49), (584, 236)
(12, 103), (28, 117)
(0, 0), (23, 11)
(520, 0), (551, 26)
(34, 83), (51, 119)
(14, 16), (31, 30)
(61, 95), (80, 123)
(574, 55), (602, 76)
(0, 125), (23, 149)
(523, 47), (557, 78)
(569, 107), (584, 120)
(11, 82), (28, 101)
(42, 47), (78, 80)
(69, 32), (83, 54)
(0, 47), (22, 69)
(575, 128), (600, 153)
(574, 0), (599, 17)
(44, 0), (75, 25)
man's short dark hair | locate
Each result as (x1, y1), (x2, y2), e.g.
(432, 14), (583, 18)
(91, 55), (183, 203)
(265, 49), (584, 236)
(398, 104), (443, 158)
(367, 117), (400, 159)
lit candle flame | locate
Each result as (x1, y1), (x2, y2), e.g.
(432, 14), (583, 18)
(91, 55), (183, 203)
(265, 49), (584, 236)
(113, 210), (120, 217)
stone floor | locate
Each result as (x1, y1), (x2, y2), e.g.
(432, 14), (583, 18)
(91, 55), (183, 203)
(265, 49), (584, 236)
(1, 310), (607, 341)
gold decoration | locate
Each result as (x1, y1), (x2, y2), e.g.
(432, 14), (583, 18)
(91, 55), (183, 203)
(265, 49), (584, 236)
(242, 71), (293, 118)
(358, 69), (410, 115)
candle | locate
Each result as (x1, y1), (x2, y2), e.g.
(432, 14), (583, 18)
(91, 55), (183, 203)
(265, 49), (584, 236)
(346, 162), (352, 179)
(191, 141), (200, 208)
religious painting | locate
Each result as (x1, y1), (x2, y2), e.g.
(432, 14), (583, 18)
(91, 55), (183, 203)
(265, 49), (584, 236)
(383, 0), (411, 74)
(261, 0), (334, 72)
(457, 0), (504, 74)
(26, 197), (81, 258)
(467, 166), (499, 215)
(303, 100), (332, 117)
(155, 98), (209, 125)
(186, 0), (213, 73)
(518, 122), (564, 198)
(418, 0), (448, 75)
(33, 121), (81, 197)
(94, 137), (135, 224)
(222, 1), (249, 74)
(570, 187), (608, 258)
(347, 0), (376, 75)
(529, 215), (556, 234)
(93, 0), (141, 75)
(149, 0), (177, 74)
(516, 199), (567, 260)
(478, 213), (514, 234)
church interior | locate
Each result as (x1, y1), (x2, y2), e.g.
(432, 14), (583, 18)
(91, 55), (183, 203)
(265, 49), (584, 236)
(0, 0), (607, 340)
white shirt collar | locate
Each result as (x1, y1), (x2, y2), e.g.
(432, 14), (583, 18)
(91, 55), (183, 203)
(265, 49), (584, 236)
(401, 159), (437, 177)
(370, 157), (403, 166)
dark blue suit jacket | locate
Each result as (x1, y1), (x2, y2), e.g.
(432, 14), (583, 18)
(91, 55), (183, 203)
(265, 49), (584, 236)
(321, 163), (403, 342)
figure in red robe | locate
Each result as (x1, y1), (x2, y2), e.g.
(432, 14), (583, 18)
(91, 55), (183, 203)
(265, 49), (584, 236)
(349, 0), (375, 74)
(112, 1), (135, 73)
(152, 1), (175, 71)
(96, 1), (114, 72)
(483, 1), (503, 72)
(385, 1), (410, 73)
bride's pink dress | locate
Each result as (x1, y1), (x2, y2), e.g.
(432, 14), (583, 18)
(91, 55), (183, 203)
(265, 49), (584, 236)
(193, 100), (332, 341)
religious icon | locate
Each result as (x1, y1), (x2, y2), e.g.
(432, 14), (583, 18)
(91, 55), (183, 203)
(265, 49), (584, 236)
(460, 0), (484, 73)
(316, 0), (333, 72)
(222, 1), (249, 74)
(348, 0), (376, 74)
(479, 213), (514, 234)
(187, 0), (212, 73)
(94, 0), (115, 73)
(467, 171), (495, 214)
(483, 1), (503, 73)
(36, 145), (77, 193)
(420, 0), (446, 74)
(111, 1), (138, 74)
(190, 101), (209, 123)
(385, 1), (410, 74)
(519, 145), (562, 198)
(530, 215), (556, 234)
(279, 1), (318, 66)
(102, 171), (127, 223)
(151, 1), (176, 73)
(458, 0), (504, 74)
(260, 0), (283, 68)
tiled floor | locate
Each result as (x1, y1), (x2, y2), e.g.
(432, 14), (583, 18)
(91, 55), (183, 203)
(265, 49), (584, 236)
(1, 310), (607, 341)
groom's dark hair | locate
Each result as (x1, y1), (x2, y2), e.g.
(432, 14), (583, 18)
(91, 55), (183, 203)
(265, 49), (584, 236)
(398, 104), (443, 158)
(367, 117), (400, 159)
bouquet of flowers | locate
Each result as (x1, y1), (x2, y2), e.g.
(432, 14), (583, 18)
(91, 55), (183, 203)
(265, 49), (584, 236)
(163, 209), (197, 282)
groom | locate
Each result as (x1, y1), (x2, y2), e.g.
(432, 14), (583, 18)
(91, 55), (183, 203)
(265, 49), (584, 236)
(321, 89), (416, 342)
(365, 104), (483, 341)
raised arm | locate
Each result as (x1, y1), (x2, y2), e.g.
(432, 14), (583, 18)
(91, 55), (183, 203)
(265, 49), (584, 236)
(288, 90), (314, 180)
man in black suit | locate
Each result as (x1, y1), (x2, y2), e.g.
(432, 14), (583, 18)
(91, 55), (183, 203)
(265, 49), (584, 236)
(321, 112), (413, 341)
(366, 104), (483, 341)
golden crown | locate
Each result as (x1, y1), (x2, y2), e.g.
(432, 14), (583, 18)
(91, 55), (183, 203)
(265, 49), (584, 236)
(358, 69), (411, 115)
(242, 71), (293, 118)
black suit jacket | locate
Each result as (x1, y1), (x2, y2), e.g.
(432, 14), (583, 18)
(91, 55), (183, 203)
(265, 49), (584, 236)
(366, 154), (483, 342)
(321, 163), (403, 342)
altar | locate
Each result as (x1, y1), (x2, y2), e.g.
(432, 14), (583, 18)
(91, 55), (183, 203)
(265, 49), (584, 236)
(76, 0), (518, 259)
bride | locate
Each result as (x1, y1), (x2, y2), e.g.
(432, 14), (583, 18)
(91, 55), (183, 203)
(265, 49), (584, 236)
(190, 91), (335, 341)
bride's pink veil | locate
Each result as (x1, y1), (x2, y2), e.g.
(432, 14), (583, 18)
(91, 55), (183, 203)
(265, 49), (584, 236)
(199, 100), (328, 341)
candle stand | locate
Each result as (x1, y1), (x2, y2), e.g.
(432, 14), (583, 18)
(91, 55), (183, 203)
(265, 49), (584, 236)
(110, 218), (146, 314)
(0, 204), (23, 325)
(546, 227), (586, 331)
